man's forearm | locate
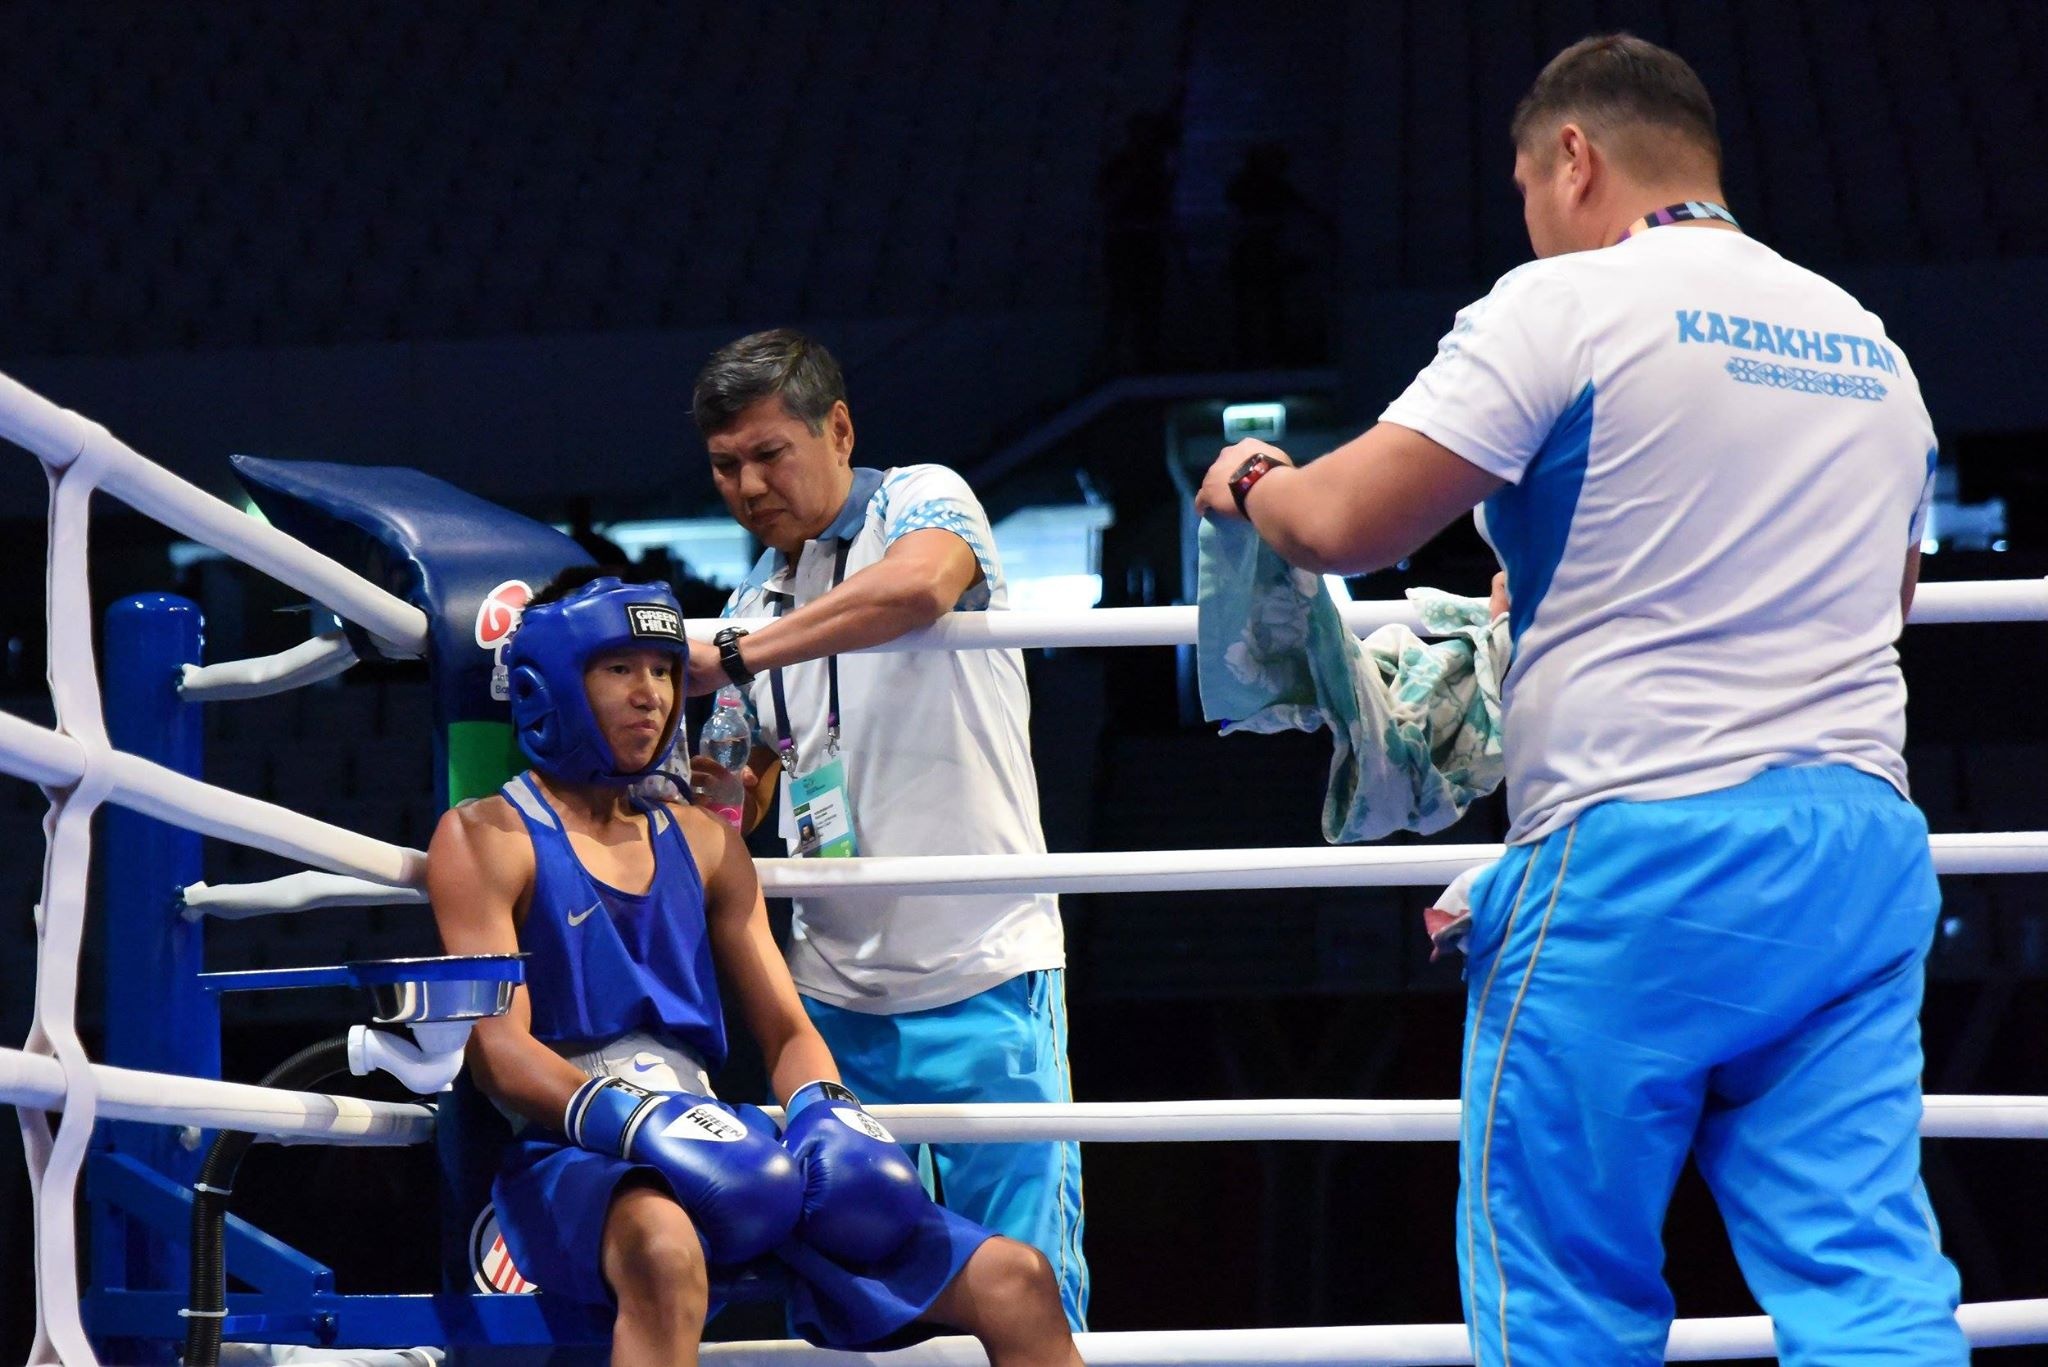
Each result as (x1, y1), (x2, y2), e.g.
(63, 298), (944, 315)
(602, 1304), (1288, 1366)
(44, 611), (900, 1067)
(738, 558), (956, 672)
(1243, 464), (1364, 574)
(1200, 426), (1504, 576)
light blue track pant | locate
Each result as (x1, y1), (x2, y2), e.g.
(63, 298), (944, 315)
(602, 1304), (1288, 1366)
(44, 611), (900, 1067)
(804, 968), (1088, 1330)
(1459, 765), (1964, 1365)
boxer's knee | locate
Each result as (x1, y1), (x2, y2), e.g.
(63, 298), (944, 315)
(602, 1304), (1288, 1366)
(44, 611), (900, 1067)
(983, 1237), (1059, 1306)
(603, 1180), (708, 1320)
(949, 1237), (1066, 1344)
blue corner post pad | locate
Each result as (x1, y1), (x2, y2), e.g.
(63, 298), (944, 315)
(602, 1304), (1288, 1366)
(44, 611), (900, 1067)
(229, 455), (588, 737)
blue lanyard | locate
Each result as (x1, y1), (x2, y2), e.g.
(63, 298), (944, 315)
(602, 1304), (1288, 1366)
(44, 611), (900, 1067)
(765, 537), (852, 771)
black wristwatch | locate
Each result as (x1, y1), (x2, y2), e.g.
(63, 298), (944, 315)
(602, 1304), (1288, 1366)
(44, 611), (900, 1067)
(712, 627), (755, 688)
(1229, 451), (1288, 516)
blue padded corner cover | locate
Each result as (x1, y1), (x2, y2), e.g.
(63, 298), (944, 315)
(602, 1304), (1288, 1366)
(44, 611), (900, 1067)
(231, 455), (586, 728)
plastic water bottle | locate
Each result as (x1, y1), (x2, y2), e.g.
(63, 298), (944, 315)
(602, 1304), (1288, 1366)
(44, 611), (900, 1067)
(697, 686), (751, 828)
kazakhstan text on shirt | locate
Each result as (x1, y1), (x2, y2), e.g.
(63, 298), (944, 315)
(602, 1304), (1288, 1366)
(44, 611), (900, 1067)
(1674, 309), (1900, 373)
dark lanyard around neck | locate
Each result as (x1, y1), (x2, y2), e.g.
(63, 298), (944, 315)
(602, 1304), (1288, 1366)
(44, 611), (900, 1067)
(766, 537), (852, 772)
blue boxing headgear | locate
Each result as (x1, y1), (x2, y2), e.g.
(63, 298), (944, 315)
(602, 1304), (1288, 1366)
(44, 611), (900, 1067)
(505, 577), (688, 786)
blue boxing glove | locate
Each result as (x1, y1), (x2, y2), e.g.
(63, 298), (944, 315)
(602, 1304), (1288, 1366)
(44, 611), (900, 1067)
(565, 1076), (802, 1264)
(781, 1080), (929, 1263)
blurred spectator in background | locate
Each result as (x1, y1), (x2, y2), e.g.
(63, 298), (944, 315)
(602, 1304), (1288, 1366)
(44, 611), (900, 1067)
(1098, 109), (1182, 373)
(1226, 141), (1334, 366)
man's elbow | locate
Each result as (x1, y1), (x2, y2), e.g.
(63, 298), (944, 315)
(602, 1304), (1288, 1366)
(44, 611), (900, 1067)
(1280, 543), (1340, 577)
(1283, 524), (1401, 579)
(1257, 497), (1386, 576)
(901, 569), (965, 626)
(922, 578), (960, 623)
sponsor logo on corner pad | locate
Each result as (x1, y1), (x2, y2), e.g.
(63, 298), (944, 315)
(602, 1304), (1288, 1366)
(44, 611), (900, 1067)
(475, 580), (533, 649)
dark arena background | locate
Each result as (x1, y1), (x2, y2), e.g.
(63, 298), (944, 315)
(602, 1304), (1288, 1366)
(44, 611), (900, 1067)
(2, 1), (2046, 1362)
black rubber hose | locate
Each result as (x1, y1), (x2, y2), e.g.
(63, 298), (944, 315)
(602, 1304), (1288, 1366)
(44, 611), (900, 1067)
(184, 1036), (354, 1367)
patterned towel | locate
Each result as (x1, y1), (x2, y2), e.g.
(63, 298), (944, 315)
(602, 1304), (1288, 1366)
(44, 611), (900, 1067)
(1196, 518), (1512, 843)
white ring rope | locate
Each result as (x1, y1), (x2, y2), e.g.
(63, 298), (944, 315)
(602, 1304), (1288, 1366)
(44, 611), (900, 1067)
(0, 1076), (2033, 1151)
(698, 575), (2048, 654)
(746, 833), (2048, 896)
(180, 871), (430, 921)
(0, 709), (422, 885)
(169, 832), (2048, 918)
(27, 450), (114, 1365)
(0, 1045), (433, 1147)
(0, 707), (89, 788)
(180, 631), (358, 701)
(752, 1095), (2048, 1144)
(1899, 578), (2048, 623)
(696, 1298), (2048, 1365)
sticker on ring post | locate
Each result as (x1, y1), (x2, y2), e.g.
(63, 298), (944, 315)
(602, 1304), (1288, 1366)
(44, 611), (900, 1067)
(787, 755), (858, 858)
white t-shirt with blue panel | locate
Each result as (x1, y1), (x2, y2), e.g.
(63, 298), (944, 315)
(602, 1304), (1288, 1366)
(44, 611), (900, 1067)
(1380, 228), (1937, 844)
(722, 463), (1064, 1013)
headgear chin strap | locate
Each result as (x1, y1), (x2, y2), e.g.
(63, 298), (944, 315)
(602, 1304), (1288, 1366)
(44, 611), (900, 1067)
(505, 577), (688, 786)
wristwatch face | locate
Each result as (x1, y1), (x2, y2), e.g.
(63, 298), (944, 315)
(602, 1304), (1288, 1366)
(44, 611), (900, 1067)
(715, 628), (752, 684)
(1230, 454), (1275, 509)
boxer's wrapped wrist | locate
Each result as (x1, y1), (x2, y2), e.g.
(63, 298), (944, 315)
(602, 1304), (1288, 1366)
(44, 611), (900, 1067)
(565, 1075), (661, 1154)
(786, 1079), (861, 1122)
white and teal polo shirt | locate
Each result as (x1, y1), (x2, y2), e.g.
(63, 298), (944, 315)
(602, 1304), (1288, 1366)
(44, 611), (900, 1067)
(722, 464), (1064, 1013)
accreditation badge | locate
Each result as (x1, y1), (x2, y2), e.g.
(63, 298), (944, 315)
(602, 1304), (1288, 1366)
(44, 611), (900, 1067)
(784, 754), (859, 858)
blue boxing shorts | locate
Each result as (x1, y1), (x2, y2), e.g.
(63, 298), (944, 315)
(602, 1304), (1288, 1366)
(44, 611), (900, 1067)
(491, 1110), (993, 1347)
(780, 1194), (994, 1349)
(491, 1108), (788, 1314)
(1457, 764), (1965, 1366)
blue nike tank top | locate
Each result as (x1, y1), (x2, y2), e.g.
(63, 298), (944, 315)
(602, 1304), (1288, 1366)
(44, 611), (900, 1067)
(499, 772), (728, 1068)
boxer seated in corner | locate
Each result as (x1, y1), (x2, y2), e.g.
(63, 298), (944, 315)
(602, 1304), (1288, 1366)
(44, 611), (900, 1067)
(427, 566), (1081, 1367)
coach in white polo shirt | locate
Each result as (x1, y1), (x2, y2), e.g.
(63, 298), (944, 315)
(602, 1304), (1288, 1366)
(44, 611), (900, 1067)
(1197, 34), (1962, 1367)
(683, 329), (1085, 1329)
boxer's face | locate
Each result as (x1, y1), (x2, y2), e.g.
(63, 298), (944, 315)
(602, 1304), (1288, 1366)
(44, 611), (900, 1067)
(706, 395), (856, 556)
(583, 647), (677, 773)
